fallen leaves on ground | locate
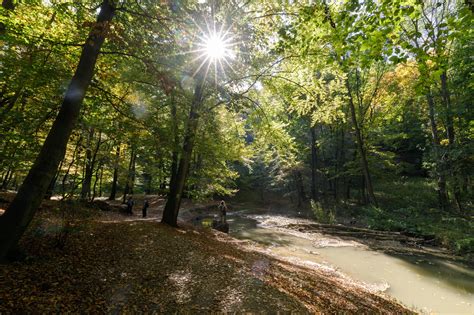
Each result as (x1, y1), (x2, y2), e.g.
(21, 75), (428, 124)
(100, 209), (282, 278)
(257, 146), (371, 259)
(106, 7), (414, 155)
(0, 199), (412, 313)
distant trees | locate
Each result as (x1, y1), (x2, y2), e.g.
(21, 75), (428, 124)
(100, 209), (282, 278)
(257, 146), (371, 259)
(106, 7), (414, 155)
(238, 0), (472, 213)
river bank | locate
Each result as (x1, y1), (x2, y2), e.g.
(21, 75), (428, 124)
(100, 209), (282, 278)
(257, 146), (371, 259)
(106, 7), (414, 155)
(221, 206), (474, 314)
(0, 194), (412, 313)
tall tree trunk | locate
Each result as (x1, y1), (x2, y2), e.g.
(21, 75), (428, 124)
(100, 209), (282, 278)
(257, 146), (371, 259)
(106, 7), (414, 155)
(61, 136), (82, 197)
(346, 81), (378, 207)
(310, 126), (318, 201)
(440, 71), (462, 212)
(130, 151), (136, 195)
(98, 166), (103, 197)
(162, 77), (204, 227)
(295, 170), (306, 208)
(426, 91), (449, 210)
(122, 147), (136, 203)
(81, 128), (95, 200)
(0, 1), (115, 261)
(91, 163), (102, 201)
(109, 145), (120, 200)
(143, 173), (152, 195)
(80, 129), (102, 201)
(44, 159), (64, 200)
(440, 71), (455, 145)
(1, 169), (13, 190)
(336, 127), (346, 201)
(169, 93), (179, 195)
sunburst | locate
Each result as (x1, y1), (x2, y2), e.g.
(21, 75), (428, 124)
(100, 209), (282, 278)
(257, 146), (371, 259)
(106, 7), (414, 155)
(191, 22), (237, 83)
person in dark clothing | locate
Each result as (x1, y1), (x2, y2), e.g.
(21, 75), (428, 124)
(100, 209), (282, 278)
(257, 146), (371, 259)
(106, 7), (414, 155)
(142, 200), (149, 218)
(126, 196), (134, 215)
(218, 200), (227, 224)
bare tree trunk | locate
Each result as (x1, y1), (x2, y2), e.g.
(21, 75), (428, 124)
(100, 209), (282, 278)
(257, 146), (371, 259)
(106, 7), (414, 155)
(0, 1), (115, 261)
(109, 145), (120, 200)
(169, 93), (179, 196)
(440, 71), (455, 145)
(310, 126), (318, 201)
(61, 136), (82, 197)
(295, 170), (306, 208)
(426, 91), (449, 210)
(1, 169), (11, 190)
(81, 128), (95, 200)
(346, 81), (378, 207)
(440, 71), (462, 212)
(44, 159), (64, 200)
(98, 166), (103, 197)
(336, 127), (346, 201)
(162, 76), (204, 227)
(122, 147), (136, 203)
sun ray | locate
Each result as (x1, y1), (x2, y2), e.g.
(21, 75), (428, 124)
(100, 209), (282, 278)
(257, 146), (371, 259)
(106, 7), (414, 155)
(193, 55), (211, 78)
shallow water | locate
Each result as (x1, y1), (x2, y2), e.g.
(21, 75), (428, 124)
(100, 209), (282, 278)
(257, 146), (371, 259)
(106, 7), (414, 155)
(227, 214), (474, 314)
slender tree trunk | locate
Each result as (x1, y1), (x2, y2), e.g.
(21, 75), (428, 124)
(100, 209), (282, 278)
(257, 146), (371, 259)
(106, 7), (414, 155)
(426, 91), (449, 210)
(91, 163), (102, 201)
(61, 136), (82, 197)
(130, 152), (136, 195)
(98, 166), (103, 197)
(109, 145), (120, 200)
(295, 170), (306, 207)
(44, 159), (64, 200)
(346, 81), (378, 206)
(143, 173), (152, 195)
(89, 131), (102, 199)
(169, 93), (179, 195)
(162, 76), (204, 227)
(1, 169), (11, 190)
(310, 126), (318, 201)
(122, 147), (136, 203)
(440, 71), (462, 212)
(336, 127), (346, 201)
(0, 1), (115, 261)
(81, 128), (95, 200)
(440, 71), (455, 145)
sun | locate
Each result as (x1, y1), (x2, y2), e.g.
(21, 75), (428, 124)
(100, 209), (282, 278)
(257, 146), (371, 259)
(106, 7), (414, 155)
(191, 25), (236, 80)
(204, 34), (227, 61)
(198, 30), (233, 63)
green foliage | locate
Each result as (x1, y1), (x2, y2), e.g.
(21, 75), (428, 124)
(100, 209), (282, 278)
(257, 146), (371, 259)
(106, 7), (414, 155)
(311, 200), (336, 224)
(350, 178), (474, 256)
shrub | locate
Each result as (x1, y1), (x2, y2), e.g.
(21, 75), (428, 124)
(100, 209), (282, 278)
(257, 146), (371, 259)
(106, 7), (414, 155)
(311, 200), (335, 224)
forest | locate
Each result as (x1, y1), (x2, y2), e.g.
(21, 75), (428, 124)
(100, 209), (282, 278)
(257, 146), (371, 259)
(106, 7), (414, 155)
(0, 0), (473, 313)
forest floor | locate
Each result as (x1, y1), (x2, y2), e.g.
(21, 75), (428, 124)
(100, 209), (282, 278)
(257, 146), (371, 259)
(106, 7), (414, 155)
(0, 193), (412, 313)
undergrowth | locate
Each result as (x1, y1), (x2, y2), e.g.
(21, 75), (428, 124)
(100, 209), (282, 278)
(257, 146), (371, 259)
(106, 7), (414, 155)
(345, 177), (474, 257)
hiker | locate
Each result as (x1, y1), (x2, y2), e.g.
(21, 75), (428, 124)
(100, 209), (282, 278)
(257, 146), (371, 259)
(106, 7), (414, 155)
(142, 199), (149, 218)
(218, 200), (227, 224)
(126, 196), (134, 215)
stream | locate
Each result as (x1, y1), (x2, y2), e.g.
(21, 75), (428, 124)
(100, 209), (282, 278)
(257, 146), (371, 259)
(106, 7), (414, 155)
(224, 211), (474, 314)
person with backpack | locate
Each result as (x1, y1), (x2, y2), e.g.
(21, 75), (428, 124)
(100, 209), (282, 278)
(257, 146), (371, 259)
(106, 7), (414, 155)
(142, 199), (149, 218)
